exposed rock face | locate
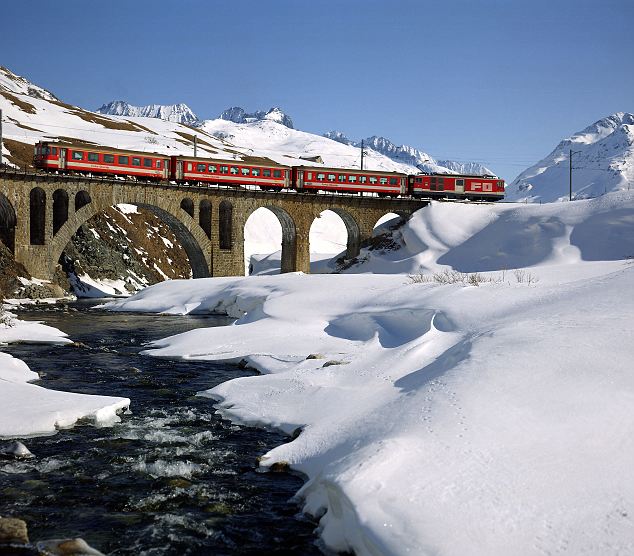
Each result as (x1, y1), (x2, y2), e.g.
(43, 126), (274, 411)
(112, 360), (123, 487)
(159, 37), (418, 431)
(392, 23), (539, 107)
(219, 106), (294, 129)
(61, 205), (192, 294)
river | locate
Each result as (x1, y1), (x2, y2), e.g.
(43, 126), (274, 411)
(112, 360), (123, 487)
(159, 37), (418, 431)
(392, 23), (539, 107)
(1, 302), (322, 555)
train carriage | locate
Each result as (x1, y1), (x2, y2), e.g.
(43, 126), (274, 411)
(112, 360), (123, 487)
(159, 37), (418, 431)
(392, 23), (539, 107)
(409, 173), (505, 200)
(33, 142), (170, 180)
(293, 166), (408, 197)
(171, 156), (291, 189)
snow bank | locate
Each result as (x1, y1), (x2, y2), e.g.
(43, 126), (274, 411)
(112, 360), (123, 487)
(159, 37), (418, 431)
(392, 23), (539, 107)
(0, 315), (130, 438)
(103, 192), (634, 555)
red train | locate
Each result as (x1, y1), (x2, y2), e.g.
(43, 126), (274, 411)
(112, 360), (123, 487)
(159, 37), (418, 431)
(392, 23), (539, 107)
(33, 141), (505, 200)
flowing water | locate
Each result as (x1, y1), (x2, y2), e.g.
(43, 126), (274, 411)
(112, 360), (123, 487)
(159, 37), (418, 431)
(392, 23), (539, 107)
(1, 302), (322, 555)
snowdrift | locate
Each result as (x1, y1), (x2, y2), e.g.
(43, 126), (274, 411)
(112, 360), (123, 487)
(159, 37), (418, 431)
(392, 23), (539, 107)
(104, 191), (634, 555)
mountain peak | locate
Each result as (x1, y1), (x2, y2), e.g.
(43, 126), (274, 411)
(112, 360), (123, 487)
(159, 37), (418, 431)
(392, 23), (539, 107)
(0, 66), (58, 101)
(508, 112), (634, 202)
(218, 106), (294, 129)
(96, 100), (200, 126)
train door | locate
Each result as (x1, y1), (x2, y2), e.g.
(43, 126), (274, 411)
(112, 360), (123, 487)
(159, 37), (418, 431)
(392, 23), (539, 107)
(297, 170), (304, 190)
(58, 148), (67, 170)
(163, 159), (169, 180)
(400, 177), (407, 195)
(176, 160), (184, 180)
(455, 178), (465, 194)
(284, 169), (290, 189)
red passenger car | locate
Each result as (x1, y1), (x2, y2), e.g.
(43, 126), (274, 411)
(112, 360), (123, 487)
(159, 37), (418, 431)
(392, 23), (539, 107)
(33, 141), (170, 180)
(170, 156), (291, 189)
(409, 174), (505, 200)
(292, 166), (407, 196)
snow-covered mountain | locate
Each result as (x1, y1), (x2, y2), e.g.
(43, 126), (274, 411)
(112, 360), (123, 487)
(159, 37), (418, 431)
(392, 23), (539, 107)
(219, 106), (294, 129)
(0, 65), (58, 101)
(96, 100), (200, 126)
(323, 130), (495, 176)
(507, 112), (634, 203)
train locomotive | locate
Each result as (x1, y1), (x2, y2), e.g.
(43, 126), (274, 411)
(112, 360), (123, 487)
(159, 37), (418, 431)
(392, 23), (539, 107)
(33, 141), (505, 201)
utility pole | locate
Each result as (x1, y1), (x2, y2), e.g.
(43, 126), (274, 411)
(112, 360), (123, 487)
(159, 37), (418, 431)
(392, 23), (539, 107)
(0, 108), (3, 167)
(569, 148), (581, 201)
(194, 135), (197, 158)
(360, 139), (367, 170)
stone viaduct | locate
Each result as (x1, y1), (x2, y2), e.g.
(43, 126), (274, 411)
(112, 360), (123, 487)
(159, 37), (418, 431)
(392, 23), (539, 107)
(0, 169), (428, 280)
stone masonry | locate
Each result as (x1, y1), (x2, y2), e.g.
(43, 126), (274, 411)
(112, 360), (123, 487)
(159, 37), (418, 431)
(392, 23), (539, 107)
(0, 170), (428, 280)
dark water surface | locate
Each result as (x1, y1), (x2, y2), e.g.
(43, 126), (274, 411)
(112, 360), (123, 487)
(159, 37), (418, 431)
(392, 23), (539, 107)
(1, 302), (322, 555)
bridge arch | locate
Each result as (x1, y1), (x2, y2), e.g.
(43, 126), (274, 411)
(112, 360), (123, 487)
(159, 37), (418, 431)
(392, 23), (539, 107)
(29, 187), (46, 245)
(75, 190), (91, 211)
(180, 197), (194, 218)
(373, 211), (409, 235)
(53, 189), (69, 235)
(0, 193), (16, 253)
(49, 199), (212, 280)
(325, 208), (361, 259)
(244, 206), (296, 275)
(199, 199), (211, 239)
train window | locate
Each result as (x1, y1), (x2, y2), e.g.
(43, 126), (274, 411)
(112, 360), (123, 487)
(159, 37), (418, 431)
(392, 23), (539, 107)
(88, 152), (99, 162)
(52, 147), (58, 155)
(104, 154), (115, 163)
(241, 168), (250, 176)
(338, 175), (346, 182)
(273, 170), (282, 178)
(359, 176), (367, 183)
(144, 158), (153, 168)
(307, 172), (312, 180)
(187, 163), (193, 171)
(389, 177), (398, 185)
(252, 168), (260, 176)
(220, 166), (229, 173)
(119, 155), (129, 165)
(349, 175), (357, 183)
(197, 163), (206, 172)
(327, 174), (336, 181)
(263, 169), (271, 177)
(230, 166), (239, 174)
(380, 178), (388, 185)
(132, 158), (141, 166)
(72, 151), (84, 160)
(317, 173), (325, 181)
(437, 178), (444, 191)
(456, 179), (464, 186)
(369, 177), (378, 184)
(156, 160), (162, 169)
(208, 164), (216, 173)
(415, 177), (422, 183)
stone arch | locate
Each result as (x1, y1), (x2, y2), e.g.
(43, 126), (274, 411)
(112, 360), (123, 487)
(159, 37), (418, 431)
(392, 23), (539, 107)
(53, 189), (69, 235)
(219, 200), (233, 250)
(29, 187), (46, 245)
(243, 206), (297, 274)
(49, 200), (211, 280)
(0, 193), (16, 253)
(373, 211), (409, 235)
(308, 209), (349, 266)
(199, 199), (211, 239)
(75, 190), (91, 211)
(180, 197), (194, 218)
(325, 208), (361, 259)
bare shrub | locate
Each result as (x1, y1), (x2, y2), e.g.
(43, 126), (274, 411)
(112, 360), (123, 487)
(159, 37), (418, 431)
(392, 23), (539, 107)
(408, 268), (537, 287)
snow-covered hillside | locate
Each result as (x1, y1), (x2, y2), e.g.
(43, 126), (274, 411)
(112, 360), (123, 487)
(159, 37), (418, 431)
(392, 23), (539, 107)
(104, 190), (634, 556)
(507, 112), (634, 202)
(96, 100), (200, 126)
(324, 131), (495, 176)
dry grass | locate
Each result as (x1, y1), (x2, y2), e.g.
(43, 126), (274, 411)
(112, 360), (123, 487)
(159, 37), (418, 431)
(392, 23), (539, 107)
(47, 99), (148, 132)
(408, 268), (539, 287)
(0, 91), (37, 114)
(2, 138), (35, 169)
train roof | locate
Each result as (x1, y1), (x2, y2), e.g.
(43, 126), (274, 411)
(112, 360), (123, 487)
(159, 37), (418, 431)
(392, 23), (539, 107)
(294, 165), (408, 177)
(414, 172), (501, 179)
(37, 140), (169, 159)
(174, 154), (291, 169)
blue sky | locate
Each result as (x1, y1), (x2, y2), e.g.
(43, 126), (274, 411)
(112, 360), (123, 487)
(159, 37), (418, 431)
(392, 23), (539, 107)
(2, 0), (632, 180)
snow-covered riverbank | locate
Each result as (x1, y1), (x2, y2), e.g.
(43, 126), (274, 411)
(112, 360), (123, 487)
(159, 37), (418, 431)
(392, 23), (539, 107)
(103, 192), (634, 555)
(0, 311), (130, 438)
